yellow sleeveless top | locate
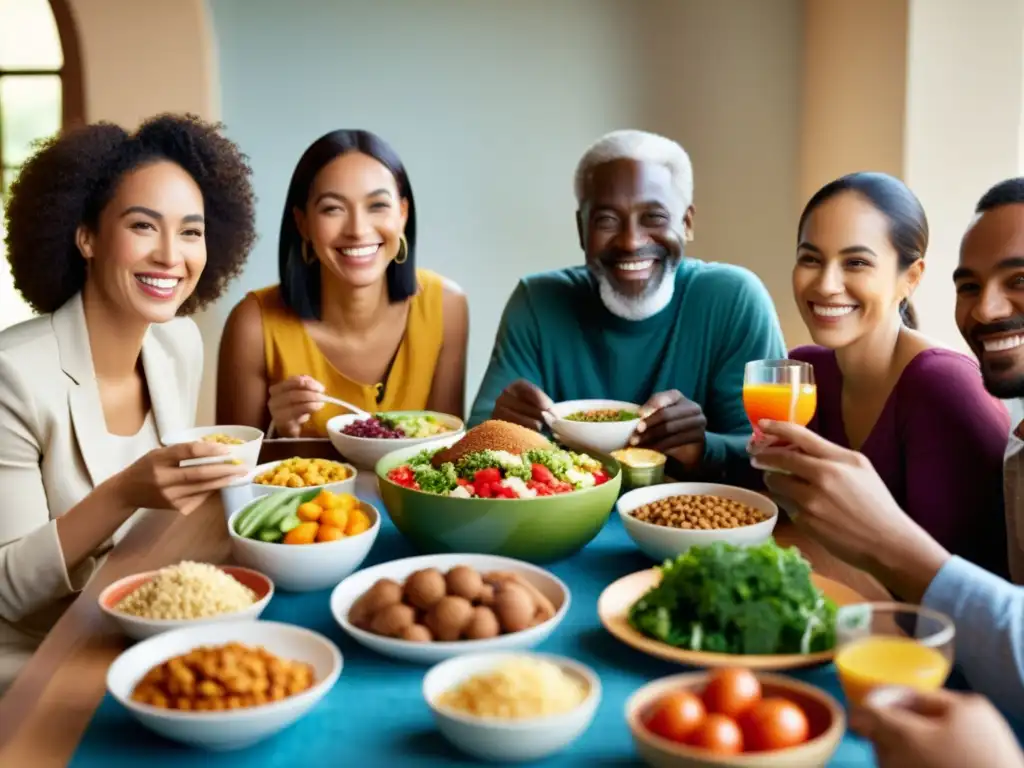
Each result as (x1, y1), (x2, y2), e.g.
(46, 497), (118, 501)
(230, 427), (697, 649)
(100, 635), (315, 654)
(250, 268), (445, 437)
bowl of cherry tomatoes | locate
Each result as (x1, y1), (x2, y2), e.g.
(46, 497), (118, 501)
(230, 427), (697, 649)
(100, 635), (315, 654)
(625, 668), (844, 767)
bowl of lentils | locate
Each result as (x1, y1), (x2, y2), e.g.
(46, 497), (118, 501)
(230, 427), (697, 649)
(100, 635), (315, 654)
(617, 482), (778, 562)
(326, 410), (465, 470)
(549, 399), (641, 455)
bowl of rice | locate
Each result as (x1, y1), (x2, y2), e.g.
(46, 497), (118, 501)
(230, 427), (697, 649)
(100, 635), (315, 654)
(99, 561), (274, 641)
(423, 651), (601, 762)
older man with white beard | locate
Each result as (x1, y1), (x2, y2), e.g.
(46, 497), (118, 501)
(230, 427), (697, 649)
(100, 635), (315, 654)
(469, 130), (786, 484)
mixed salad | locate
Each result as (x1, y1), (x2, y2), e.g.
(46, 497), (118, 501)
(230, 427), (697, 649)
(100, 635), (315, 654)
(386, 445), (611, 499)
(342, 412), (454, 440)
(628, 540), (837, 655)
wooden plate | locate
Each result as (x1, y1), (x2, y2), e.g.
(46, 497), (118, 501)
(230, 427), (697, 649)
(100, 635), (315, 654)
(597, 568), (867, 670)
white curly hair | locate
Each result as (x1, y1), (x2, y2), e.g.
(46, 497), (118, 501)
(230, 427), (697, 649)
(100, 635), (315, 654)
(573, 129), (693, 211)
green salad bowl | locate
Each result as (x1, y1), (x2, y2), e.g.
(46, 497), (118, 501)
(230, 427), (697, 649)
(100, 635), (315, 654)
(374, 434), (622, 563)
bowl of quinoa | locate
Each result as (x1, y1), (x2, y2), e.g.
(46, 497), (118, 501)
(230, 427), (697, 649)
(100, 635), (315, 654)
(99, 561), (274, 641)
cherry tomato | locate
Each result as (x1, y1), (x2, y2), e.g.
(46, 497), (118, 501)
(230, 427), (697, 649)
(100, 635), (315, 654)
(686, 713), (743, 754)
(702, 668), (762, 719)
(530, 463), (555, 484)
(645, 691), (707, 743)
(740, 697), (810, 752)
(473, 468), (502, 485)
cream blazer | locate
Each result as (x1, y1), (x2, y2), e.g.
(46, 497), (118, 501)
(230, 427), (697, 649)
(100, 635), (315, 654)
(0, 293), (202, 688)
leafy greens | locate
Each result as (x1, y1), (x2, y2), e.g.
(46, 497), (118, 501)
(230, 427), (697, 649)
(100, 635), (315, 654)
(627, 539), (837, 655)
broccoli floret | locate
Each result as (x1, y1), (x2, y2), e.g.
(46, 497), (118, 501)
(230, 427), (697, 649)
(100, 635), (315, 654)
(406, 447), (442, 469)
(413, 461), (458, 495)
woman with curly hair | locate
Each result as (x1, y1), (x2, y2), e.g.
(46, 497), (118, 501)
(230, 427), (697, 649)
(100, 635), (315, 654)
(0, 113), (257, 687)
(216, 129), (468, 437)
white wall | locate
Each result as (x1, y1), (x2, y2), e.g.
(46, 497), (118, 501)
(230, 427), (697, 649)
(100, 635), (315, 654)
(205, 0), (803, 423)
(904, 0), (1024, 350)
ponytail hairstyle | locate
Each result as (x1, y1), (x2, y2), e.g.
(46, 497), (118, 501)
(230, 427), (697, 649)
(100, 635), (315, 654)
(798, 172), (927, 330)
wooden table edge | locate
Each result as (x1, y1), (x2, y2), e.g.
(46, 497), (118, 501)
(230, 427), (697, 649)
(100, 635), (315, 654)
(0, 496), (230, 767)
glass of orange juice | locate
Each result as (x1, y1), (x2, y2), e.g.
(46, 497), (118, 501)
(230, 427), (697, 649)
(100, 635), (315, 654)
(743, 359), (817, 427)
(833, 602), (955, 708)
(744, 359), (816, 469)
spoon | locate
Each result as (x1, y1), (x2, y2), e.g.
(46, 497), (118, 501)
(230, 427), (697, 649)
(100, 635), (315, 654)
(320, 395), (371, 418)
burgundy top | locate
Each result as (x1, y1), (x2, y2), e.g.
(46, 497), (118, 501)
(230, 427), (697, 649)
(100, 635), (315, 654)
(790, 345), (1011, 578)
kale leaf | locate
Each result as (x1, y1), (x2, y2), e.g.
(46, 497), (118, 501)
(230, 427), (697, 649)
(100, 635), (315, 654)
(626, 539), (837, 655)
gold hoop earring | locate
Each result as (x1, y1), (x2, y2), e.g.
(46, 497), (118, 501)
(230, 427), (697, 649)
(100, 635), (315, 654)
(395, 234), (409, 265)
(301, 240), (314, 265)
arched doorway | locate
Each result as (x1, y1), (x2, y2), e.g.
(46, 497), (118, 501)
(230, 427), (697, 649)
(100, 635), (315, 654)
(0, 0), (85, 328)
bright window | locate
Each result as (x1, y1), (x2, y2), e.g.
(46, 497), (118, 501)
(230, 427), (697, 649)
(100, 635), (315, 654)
(0, 0), (82, 329)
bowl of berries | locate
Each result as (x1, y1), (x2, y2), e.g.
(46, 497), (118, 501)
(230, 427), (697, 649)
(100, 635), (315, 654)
(326, 410), (465, 470)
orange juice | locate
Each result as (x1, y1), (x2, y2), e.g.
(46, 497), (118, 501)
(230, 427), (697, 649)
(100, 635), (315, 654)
(834, 636), (951, 706)
(743, 383), (817, 427)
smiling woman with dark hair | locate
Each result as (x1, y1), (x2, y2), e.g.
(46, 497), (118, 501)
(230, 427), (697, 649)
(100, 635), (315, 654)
(217, 129), (468, 437)
(0, 113), (256, 688)
(770, 172), (1011, 576)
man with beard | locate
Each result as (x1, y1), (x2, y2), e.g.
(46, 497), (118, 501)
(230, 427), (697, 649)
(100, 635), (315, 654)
(752, 177), (1024, 720)
(469, 130), (785, 483)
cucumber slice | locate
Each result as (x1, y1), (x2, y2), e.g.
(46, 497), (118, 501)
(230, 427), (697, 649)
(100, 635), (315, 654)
(252, 493), (305, 536)
(258, 529), (283, 543)
(278, 514), (302, 533)
(233, 495), (273, 536)
(235, 494), (291, 538)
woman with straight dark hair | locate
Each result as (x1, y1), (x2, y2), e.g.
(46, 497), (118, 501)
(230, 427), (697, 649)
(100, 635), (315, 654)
(753, 172), (1010, 576)
(217, 130), (468, 437)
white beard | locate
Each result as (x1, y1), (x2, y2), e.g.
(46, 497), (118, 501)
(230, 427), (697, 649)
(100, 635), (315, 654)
(594, 262), (678, 321)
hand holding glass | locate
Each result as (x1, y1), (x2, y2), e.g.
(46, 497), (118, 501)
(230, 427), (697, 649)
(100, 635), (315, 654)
(744, 360), (816, 469)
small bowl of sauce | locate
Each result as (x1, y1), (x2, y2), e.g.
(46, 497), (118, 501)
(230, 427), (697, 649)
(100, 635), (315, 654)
(610, 448), (666, 489)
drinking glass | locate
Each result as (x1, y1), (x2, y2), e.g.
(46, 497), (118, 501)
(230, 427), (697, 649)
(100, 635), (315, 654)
(833, 602), (955, 707)
(743, 360), (816, 471)
(743, 359), (817, 428)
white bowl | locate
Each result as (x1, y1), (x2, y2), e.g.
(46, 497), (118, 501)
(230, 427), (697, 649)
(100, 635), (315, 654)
(98, 565), (274, 641)
(326, 411), (466, 470)
(162, 425), (264, 472)
(549, 399), (641, 455)
(228, 493), (381, 592)
(106, 620), (342, 751)
(220, 482), (257, 520)
(618, 482), (778, 562)
(330, 553), (570, 665)
(247, 458), (357, 498)
(423, 651), (601, 762)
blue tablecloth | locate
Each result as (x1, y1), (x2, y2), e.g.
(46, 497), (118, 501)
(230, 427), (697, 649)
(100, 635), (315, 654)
(71, 490), (879, 767)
